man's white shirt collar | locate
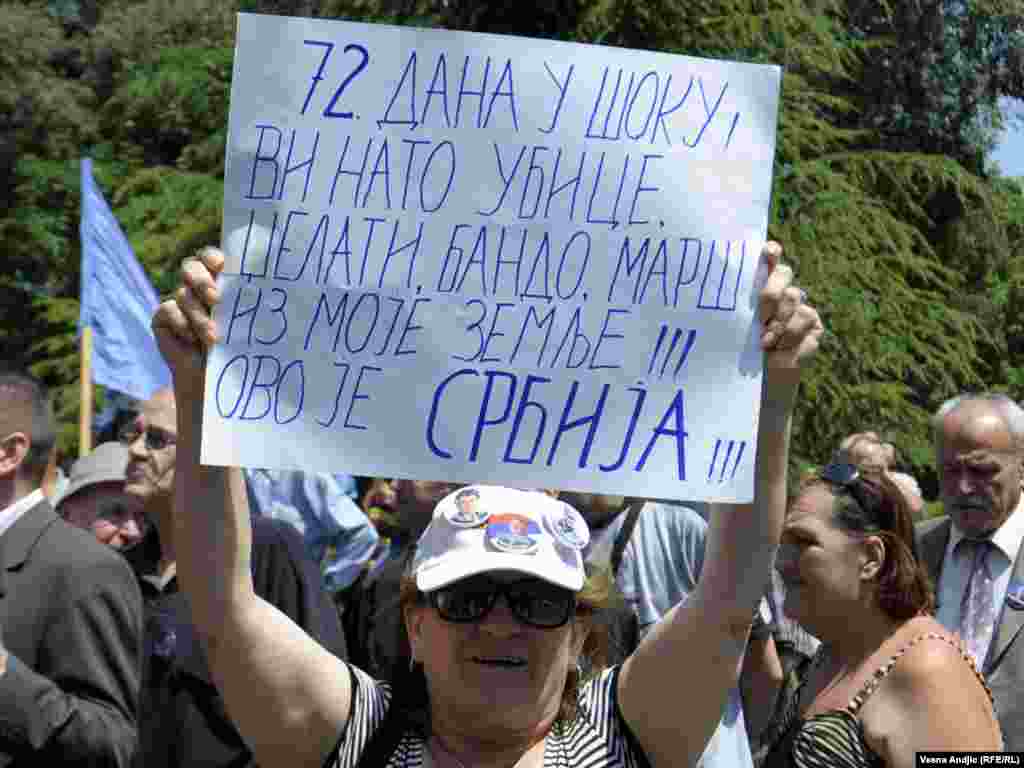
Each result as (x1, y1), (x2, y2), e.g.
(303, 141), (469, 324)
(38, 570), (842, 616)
(141, 562), (177, 593)
(0, 488), (45, 539)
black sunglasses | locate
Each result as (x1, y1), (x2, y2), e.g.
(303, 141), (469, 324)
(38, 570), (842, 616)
(427, 576), (576, 629)
(118, 424), (177, 451)
(820, 461), (888, 527)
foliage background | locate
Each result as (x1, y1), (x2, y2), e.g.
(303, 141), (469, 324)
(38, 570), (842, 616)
(3, 0), (1023, 510)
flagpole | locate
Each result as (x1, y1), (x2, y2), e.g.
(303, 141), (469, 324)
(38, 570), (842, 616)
(80, 326), (93, 457)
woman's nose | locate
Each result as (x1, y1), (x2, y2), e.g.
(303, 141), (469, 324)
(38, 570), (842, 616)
(479, 595), (522, 636)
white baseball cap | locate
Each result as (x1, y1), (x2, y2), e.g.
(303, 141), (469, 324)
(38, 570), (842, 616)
(411, 485), (591, 593)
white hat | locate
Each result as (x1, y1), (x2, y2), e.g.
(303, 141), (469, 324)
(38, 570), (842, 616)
(411, 485), (591, 593)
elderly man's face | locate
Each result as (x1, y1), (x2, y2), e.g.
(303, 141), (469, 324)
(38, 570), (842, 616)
(122, 392), (177, 507)
(60, 481), (146, 549)
(937, 400), (1023, 538)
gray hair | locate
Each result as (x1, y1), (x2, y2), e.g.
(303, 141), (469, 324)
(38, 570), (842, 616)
(933, 393), (1024, 452)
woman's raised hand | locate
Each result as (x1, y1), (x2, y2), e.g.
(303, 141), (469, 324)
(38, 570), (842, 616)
(757, 241), (823, 375)
(151, 246), (226, 397)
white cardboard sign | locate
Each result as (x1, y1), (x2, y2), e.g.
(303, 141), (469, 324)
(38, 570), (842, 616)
(201, 13), (781, 502)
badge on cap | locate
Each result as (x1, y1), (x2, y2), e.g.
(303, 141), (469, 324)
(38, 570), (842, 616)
(1006, 581), (1024, 611)
(485, 513), (541, 554)
(445, 487), (490, 528)
(545, 504), (590, 551)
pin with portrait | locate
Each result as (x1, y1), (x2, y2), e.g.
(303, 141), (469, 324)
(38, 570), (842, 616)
(445, 486), (490, 528)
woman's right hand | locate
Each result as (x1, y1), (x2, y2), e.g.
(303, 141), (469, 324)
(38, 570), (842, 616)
(151, 246), (226, 398)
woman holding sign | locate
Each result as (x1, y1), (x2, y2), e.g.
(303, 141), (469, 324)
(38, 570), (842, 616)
(152, 242), (820, 768)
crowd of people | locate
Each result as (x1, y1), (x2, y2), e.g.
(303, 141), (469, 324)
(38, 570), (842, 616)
(0, 240), (1017, 767)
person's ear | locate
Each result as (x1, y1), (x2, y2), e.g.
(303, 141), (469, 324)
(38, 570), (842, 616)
(860, 535), (886, 581)
(0, 432), (29, 478)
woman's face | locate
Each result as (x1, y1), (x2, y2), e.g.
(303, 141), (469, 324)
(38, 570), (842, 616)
(775, 485), (876, 634)
(405, 571), (587, 734)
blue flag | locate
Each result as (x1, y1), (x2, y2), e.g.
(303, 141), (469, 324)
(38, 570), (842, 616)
(79, 158), (171, 401)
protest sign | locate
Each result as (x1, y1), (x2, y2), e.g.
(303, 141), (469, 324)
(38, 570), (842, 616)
(201, 13), (781, 502)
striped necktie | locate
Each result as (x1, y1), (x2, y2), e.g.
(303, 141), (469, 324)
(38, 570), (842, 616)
(958, 538), (996, 669)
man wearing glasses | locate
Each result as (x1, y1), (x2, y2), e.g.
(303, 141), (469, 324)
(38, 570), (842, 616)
(117, 387), (347, 768)
(0, 369), (143, 766)
(118, 388), (179, 590)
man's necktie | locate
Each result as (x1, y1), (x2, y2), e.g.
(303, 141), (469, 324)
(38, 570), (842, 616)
(958, 538), (996, 669)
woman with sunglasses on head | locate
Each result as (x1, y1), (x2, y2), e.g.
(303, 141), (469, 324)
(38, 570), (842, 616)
(150, 241), (821, 768)
(763, 464), (1003, 767)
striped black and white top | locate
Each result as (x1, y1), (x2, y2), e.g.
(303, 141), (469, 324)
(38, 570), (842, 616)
(328, 665), (651, 768)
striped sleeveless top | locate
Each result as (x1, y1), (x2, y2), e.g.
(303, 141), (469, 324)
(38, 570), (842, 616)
(762, 633), (995, 768)
(326, 664), (652, 768)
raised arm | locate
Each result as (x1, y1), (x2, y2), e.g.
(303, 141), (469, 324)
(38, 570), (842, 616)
(153, 248), (352, 768)
(618, 243), (822, 768)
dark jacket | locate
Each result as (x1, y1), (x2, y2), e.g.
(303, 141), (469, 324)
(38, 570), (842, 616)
(128, 517), (347, 768)
(0, 498), (143, 767)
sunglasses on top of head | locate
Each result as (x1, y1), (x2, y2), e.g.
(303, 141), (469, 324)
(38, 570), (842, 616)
(820, 460), (888, 525)
(426, 575), (576, 629)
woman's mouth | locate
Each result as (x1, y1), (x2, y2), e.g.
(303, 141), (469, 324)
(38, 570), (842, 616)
(471, 655), (527, 668)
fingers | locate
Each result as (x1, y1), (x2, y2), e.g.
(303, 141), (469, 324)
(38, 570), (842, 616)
(177, 248), (226, 347)
(762, 284), (806, 347)
(760, 240), (782, 274)
(195, 245), (226, 279)
(152, 245), (226, 355)
(152, 296), (201, 349)
(758, 243), (793, 336)
(771, 304), (822, 350)
(181, 251), (223, 313)
(150, 246), (227, 400)
(176, 279), (217, 347)
(759, 254), (791, 316)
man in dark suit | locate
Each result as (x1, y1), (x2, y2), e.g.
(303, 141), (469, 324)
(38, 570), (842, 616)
(917, 393), (1024, 750)
(0, 369), (143, 765)
(119, 387), (347, 768)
